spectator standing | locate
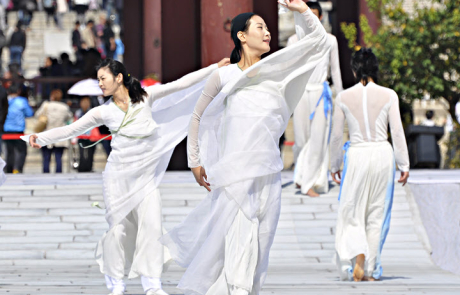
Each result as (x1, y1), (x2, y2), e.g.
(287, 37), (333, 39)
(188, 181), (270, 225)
(18, 0), (36, 28)
(72, 20), (82, 51)
(73, 0), (89, 25)
(0, 4), (7, 73)
(43, 0), (57, 27)
(0, 85), (7, 156)
(55, 0), (68, 30)
(74, 96), (95, 172)
(3, 83), (33, 173)
(81, 19), (96, 48)
(102, 19), (115, 59)
(8, 22), (26, 69)
(35, 89), (72, 173)
(421, 110), (436, 127)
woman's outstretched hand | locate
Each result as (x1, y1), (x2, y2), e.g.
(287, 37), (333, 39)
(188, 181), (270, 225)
(191, 166), (211, 192)
(398, 171), (409, 186)
(218, 58), (231, 68)
(278, 0), (309, 13)
(28, 135), (42, 149)
(331, 171), (341, 185)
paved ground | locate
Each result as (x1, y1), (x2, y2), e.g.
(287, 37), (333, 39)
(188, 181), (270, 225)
(0, 171), (459, 295)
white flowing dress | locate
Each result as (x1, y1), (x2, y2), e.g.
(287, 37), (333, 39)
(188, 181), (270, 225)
(288, 33), (343, 194)
(160, 9), (331, 295)
(21, 63), (218, 280)
(330, 82), (410, 280)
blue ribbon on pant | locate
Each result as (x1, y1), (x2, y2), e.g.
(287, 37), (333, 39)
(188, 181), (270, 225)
(309, 81), (333, 143)
(309, 81), (333, 121)
(338, 141), (351, 202)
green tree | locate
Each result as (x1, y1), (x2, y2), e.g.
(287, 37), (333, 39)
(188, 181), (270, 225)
(341, 0), (460, 125)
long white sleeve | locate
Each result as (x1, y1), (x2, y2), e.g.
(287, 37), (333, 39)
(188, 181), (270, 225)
(329, 36), (343, 94)
(294, 8), (326, 41)
(388, 92), (410, 172)
(23, 107), (103, 147)
(330, 95), (345, 173)
(187, 70), (223, 168)
(145, 63), (219, 106)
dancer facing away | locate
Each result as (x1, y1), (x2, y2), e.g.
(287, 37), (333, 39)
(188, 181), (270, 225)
(288, 1), (343, 197)
(23, 57), (230, 295)
(330, 48), (410, 282)
(160, 1), (332, 294)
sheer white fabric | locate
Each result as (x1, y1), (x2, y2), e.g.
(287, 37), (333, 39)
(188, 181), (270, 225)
(330, 82), (410, 173)
(286, 33), (343, 93)
(0, 157), (5, 186)
(162, 9), (332, 295)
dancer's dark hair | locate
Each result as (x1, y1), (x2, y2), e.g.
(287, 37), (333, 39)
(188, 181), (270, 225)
(230, 12), (257, 64)
(96, 59), (147, 104)
(351, 48), (379, 86)
(306, 2), (323, 17)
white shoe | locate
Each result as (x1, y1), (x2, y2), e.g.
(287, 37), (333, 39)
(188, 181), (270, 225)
(108, 292), (124, 295)
(146, 289), (169, 295)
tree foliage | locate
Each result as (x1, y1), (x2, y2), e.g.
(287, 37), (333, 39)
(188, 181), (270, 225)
(341, 0), (460, 124)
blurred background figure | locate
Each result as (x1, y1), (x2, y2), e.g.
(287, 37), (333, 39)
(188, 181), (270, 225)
(3, 83), (33, 173)
(8, 21), (26, 69)
(55, 0), (68, 30)
(72, 20), (82, 51)
(73, 0), (89, 25)
(102, 19), (115, 59)
(35, 88), (72, 173)
(74, 96), (95, 172)
(43, 0), (57, 27)
(421, 110), (436, 127)
(0, 84), (7, 157)
(81, 19), (96, 48)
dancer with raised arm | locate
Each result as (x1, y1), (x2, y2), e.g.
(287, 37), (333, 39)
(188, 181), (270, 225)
(160, 1), (332, 294)
(288, 1), (343, 197)
(330, 48), (410, 282)
(22, 57), (230, 295)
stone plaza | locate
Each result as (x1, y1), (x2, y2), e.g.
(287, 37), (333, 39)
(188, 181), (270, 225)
(1, 171), (459, 295)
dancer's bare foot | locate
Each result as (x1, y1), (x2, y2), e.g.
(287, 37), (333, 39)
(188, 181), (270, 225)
(306, 188), (319, 197)
(295, 183), (301, 189)
(367, 277), (379, 282)
(353, 254), (365, 282)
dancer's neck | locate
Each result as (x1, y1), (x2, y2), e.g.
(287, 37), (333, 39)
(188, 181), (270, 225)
(360, 78), (375, 86)
(237, 52), (262, 71)
(112, 86), (130, 107)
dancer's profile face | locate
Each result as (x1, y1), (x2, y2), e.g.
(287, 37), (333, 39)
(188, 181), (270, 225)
(97, 67), (122, 97)
(239, 15), (271, 56)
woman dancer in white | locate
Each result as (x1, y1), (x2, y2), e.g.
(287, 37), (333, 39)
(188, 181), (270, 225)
(330, 48), (410, 282)
(23, 58), (230, 295)
(160, 1), (332, 294)
(288, 1), (343, 197)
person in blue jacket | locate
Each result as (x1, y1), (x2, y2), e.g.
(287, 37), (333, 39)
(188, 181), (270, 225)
(3, 83), (33, 173)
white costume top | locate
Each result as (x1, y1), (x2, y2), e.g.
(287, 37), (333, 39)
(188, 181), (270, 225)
(22, 63), (218, 227)
(287, 32), (342, 93)
(187, 64), (241, 168)
(330, 82), (410, 173)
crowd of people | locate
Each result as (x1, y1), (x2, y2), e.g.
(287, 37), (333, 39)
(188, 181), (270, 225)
(0, 0), (124, 174)
(0, 0), (123, 75)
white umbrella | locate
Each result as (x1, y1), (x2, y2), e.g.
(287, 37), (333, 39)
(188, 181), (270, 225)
(67, 78), (103, 96)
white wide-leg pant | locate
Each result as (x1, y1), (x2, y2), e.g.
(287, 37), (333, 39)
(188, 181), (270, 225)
(96, 189), (165, 283)
(293, 85), (330, 194)
(335, 142), (395, 280)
